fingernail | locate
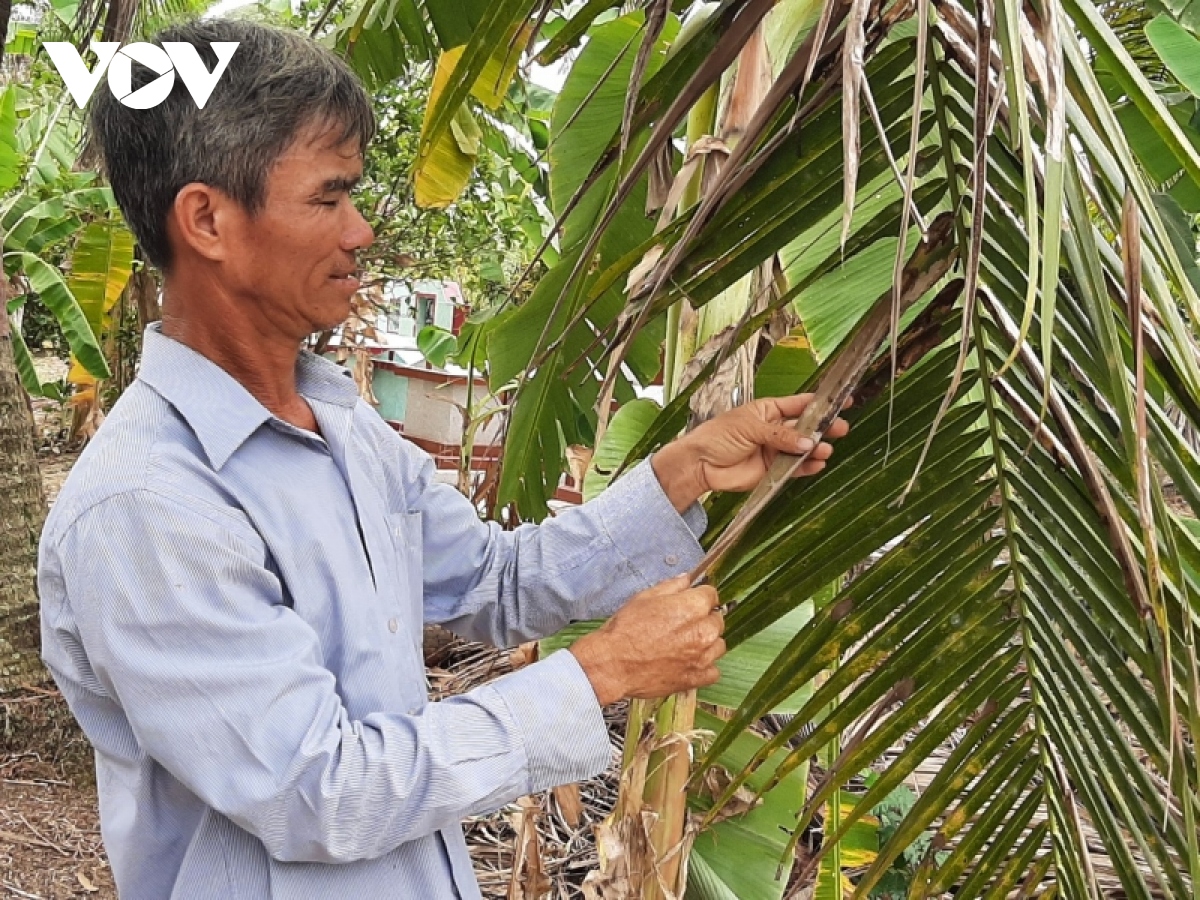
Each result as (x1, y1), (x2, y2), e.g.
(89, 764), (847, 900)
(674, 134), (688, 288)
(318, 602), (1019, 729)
(797, 437), (814, 453)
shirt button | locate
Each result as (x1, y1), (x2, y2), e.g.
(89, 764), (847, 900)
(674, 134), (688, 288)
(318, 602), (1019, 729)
(665, 553), (678, 566)
(387, 618), (399, 633)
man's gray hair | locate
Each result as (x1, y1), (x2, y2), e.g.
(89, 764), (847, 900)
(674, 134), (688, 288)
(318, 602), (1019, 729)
(90, 19), (376, 269)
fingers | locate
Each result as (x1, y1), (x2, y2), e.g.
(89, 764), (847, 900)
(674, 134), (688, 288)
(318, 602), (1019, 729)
(636, 579), (717, 616)
(763, 393), (815, 420)
(702, 638), (727, 666)
(757, 407), (848, 460)
(695, 601), (724, 670)
(760, 393), (852, 420)
(685, 584), (720, 613)
(757, 419), (815, 457)
(825, 415), (851, 439)
(784, 450), (833, 479)
(693, 606), (724, 641)
(646, 573), (691, 597)
(799, 441), (831, 461)
(595, 579), (727, 703)
(688, 633), (725, 692)
(688, 589), (724, 653)
(769, 433), (837, 471)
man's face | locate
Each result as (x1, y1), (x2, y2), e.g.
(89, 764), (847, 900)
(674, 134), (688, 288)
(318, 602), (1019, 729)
(221, 123), (374, 336)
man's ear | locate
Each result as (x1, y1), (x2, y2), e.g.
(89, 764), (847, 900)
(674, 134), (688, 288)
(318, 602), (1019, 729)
(169, 183), (242, 263)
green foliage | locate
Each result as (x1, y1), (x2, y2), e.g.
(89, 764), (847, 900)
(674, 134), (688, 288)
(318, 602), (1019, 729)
(0, 88), (20, 195)
(1147, 0), (1200, 36)
(0, 74), (125, 398)
(1147, 14), (1200, 94)
(416, 324), (457, 367)
(487, 8), (673, 518)
(687, 708), (814, 900)
(355, 72), (546, 311)
(861, 776), (945, 899)
(581, 398), (660, 500)
(36, 0), (220, 46)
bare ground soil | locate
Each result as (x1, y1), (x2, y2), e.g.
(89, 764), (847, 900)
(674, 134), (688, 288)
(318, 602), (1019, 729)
(0, 688), (112, 899)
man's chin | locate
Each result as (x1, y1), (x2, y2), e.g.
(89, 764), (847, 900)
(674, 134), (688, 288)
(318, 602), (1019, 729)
(312, 316), (351, 336)
(311, 295), (355, 333)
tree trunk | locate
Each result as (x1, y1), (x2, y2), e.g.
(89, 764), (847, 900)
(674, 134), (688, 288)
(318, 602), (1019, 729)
(100, 0), (136, 44)
(132, 263), (160, 331)
(0, 315), (49, 692)
(0, 0), (11, 71)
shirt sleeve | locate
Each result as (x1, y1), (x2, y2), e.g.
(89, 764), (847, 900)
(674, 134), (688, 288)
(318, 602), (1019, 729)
(51, 490), (614, 865)
(394, 438), (708, 647)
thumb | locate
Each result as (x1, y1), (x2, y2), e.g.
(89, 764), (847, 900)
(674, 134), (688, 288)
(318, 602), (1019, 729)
(757, 419), (815, 456)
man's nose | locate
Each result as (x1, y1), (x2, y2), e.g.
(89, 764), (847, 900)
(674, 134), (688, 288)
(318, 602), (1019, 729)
(344, 206), (374, 251)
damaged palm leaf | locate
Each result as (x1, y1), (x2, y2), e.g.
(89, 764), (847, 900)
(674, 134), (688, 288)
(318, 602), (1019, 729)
(608, 18), (926, 899)
(340, 0), (1200, 893)
(706, 215), (955, 575)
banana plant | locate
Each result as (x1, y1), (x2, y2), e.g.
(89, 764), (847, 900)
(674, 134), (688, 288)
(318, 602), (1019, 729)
(320, 0), (552, 215)
(2, 0), (204, 425)
(63, 217), (137, 438)
(0, 81), (123, 401)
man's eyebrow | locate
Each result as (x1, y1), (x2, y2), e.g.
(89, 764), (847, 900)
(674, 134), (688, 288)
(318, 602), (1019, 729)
(321, 175), (361, 192)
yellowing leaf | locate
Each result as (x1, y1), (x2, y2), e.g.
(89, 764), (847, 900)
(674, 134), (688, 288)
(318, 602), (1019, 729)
(470, 22), (531, 109)
(414, 27), (526, 208)
(814, 793), (880, 900)
(68, 220), (135, 331)
(414, 49), (479, 208)
(414, 110), (480, 208)
(67, 357), (94, 388)
(64, 219), (134, 391)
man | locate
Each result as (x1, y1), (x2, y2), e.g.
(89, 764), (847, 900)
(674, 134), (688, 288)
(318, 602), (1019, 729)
(38, 19), (848, 899)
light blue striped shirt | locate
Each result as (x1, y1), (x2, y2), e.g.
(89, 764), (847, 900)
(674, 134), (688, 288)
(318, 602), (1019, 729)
(38, 324), (705, 899)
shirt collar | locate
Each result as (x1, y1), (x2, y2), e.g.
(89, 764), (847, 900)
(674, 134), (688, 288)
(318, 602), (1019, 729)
(137, 323), (359, 471)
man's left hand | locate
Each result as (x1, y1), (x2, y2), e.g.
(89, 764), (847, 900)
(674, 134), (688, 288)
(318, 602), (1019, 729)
(651, 394), (851, 513)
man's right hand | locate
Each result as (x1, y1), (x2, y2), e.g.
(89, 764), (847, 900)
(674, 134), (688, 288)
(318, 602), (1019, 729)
(569, 575), (726, 707)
